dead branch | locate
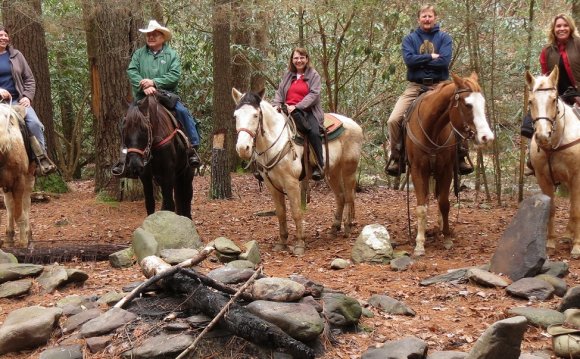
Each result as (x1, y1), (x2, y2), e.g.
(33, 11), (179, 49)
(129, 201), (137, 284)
(177, 267), (254, 302)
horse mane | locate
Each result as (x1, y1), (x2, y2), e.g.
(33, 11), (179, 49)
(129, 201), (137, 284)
(235, 92), (262, 110)
(125, 104), (148, 132)
(0, 105), (23, 153)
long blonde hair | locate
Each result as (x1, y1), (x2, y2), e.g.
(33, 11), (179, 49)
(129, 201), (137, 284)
(547, 13), (580, 44)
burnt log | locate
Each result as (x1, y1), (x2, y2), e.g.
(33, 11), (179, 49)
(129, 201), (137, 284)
(166, 271), (315, 359)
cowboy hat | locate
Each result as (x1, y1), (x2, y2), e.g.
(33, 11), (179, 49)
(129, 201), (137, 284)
(139, 20), (171, 41)
(548, 309), (580, 358)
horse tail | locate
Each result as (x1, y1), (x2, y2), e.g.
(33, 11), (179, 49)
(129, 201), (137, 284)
(0, 105), (24, 153)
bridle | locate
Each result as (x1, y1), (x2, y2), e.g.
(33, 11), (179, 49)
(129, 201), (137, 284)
(531, 86), (562, 133)
(408, 86), (475, 153)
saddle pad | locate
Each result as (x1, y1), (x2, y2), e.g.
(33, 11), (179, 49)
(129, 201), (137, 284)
(324, 113), (343, 135)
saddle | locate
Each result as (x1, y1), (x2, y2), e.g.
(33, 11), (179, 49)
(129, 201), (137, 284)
(293, 113), (345, 144)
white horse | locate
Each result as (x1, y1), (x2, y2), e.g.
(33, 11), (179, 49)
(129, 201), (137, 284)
(527, 66), (580, 258)
(0, 104), (35, 248)
(232, 88), (363, 255)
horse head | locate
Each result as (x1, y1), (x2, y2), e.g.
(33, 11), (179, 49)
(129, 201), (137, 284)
(450, 72), (495, 146)
(123, 101), (152, 179)
(526, 66), (560, 149)
(232, 87), (266, 160)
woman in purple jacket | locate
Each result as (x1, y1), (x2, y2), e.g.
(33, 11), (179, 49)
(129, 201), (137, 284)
(272, 47), (325, 181)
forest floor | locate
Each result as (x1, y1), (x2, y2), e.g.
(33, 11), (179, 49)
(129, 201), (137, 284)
(0, 173), (577, 358)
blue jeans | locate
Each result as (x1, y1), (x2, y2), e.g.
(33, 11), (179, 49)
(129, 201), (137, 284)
(174, 101), (200, 147)
(11, 101), (46, 149)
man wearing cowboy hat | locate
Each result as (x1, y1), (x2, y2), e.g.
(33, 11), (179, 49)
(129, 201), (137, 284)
(112, 19), (201, 176)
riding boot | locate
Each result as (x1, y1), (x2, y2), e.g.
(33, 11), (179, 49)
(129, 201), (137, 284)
(309, 130), (325, 181)
(457, 142), (474, 175)
(111, 147), (128, 177)
(29, 136), (57, 176)
(386, 147), (405, 177)
(188, 145), (201, 168)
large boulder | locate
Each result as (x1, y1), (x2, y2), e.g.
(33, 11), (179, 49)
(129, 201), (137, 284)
(0, 306), (63, 355)
(351, 224), (393, 264)
(140, 211), (203, 250)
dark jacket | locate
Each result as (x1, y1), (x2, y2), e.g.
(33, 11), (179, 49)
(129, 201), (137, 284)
(402, 24), (452, 84)
(540, 37), (580, 92)
(272, 66), (324, 125)
(7, 45), (35, 101)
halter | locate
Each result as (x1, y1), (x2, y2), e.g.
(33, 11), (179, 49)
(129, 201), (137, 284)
(531, 87), (560, 128)
(125, 111), (154, 166)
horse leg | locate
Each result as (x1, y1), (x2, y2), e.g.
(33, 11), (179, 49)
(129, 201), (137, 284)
(340, 166), (358, 237)
(327, 173), (345, 237)
(270, 189), (289, 252)
(437, 177), (453, 250)
(174, 168), (194, 219)
(4, 192), (15, 247)
(141, 176), (156, 215)
(286, 181), (305, 255)
(413, 171), (429, 256)
(536, 177), (557, 252)
(12, 189), (29, 249)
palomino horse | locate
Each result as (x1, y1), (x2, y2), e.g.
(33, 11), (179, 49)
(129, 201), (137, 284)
(232, 88), (363, 255)
(123, 95), (193, 219)
(0, 104), (35, 248)
(405, 73), (494, 256)
(526, 66), (580, 258)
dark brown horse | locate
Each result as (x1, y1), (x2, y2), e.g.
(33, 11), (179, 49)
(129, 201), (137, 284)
(122, 95), (193, 218)
(405, 73), (494, 256)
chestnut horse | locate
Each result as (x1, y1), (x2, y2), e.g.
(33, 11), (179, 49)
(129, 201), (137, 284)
(0, 104), (35, 248)
(405, 73), (494, 256)
(526, 66), (580, 258)
(122, 95), (193, 219)
(232, 88), (363, 255)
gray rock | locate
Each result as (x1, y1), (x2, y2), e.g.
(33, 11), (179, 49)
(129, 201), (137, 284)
(226, 259), (256, 269)
(390, 255), (413, 271)
(39, 344), (83, 359)
(559, 286), (580, 311)
(246, 300), (324, 341)
(368, 294), (416, 316)
(288, 275), (324, 298)
(207, 266), (256, 284)
(362, 336), (427, 359)
(96, 291), (126, 306)
(215, 251), (238, 263)
(85, 336), (111, 353)
(251, 277), (305, 302)
(140, 210), (202, 250)
(214, 236), (241, 254)
(540, 260), (569, 278)
(535, 274), (567, 297)
(0, 306), (63, 355)
(185, 314), (211, 328)
(489, 194), (549, 281)
(239, 240), (261, 264)
(420, 268), (470, 286)
(465, 316), (528, 359)
(64, 268), (89, 285)
(159, 248), (199, 264)
(37, 265), (69, 293)
(121, 333), (194, 358)
(507, 307), (564, 328)
(330, 258), (350, 269)
(109, 247), (135, 268)
(467, 268), (509, 288)
(0, 263), (44, 283)
(351, 224), (393, 264)
(322, 292), (362, 327)
(362, 307), (375, 318)
(132, 227), (158, 262)
(0, 278), (32, 298)
(0, 249), (17, 264)
(506, 278), (554, 301)
(80, 307), (138, 338)
(63, 308), (103, 334)
(428, 351), (467, 359)
(299, 296), (322, 312)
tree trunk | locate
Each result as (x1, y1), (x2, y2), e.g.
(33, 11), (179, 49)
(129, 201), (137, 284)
(2, 0), (56, 159)
(211, 0), (234, 198)
(210, 131), (232, 199)
(250, 0), (269, 92)
(82, 0), (141, 198)
(231, 0), (251, 93)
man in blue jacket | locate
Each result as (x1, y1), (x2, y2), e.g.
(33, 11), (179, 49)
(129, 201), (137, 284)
(385, 4), (472, 176)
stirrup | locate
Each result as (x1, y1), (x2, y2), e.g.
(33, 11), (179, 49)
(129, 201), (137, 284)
(35, 155), (57, 176)
(188, 148), (201, 168)
(385, 159), (404, 177)
(458, 161), (474, 176)
(312, 168), (324, 181)
(111, 161), (126, 177)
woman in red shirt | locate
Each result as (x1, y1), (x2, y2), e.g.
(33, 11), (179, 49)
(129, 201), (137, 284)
(273, 48), (325, 181)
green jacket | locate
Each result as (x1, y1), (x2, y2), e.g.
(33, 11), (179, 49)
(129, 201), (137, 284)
(127, 44), (181, 101)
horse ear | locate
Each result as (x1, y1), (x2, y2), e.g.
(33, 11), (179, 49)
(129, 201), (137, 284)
(232, 88), (243, 104)
(549, 65), (559, 84)
(257, 87), (266, 99)
(525, 70), (535, 89)
(450, 73), (462, 86)
(469, 72), (479, 82)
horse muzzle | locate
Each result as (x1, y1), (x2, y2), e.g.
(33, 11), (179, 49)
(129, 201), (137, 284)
(125, 155), (146, 179)
(236, 138), (254, 160)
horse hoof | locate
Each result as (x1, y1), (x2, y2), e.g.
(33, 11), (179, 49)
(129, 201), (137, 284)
(273, 243), (289, 252)
(571, 246), (580, 259)
(414, 248), (425, 257)
(293, 245), (305, 256)
(443, 239), (453, 250)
